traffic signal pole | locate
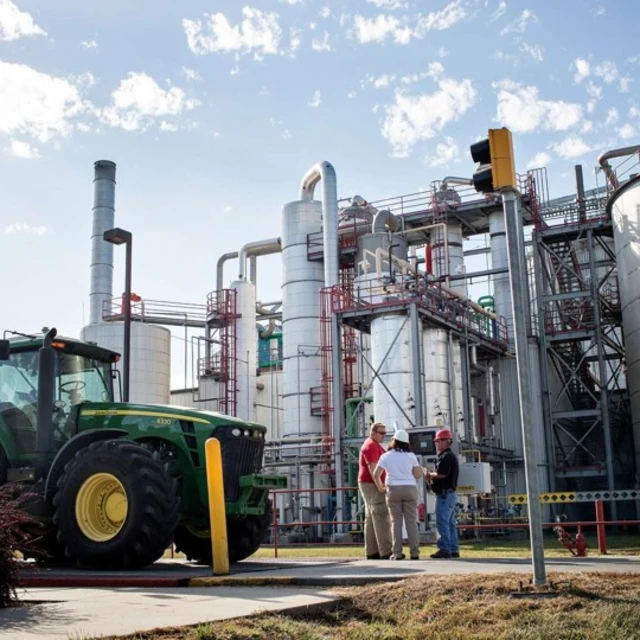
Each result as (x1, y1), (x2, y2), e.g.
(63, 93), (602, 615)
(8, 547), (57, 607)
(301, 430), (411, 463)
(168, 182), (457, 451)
(501, 187), (546, 585)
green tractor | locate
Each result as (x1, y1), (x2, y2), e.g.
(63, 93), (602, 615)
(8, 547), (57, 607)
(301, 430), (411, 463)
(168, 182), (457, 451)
(0, 328), (286, 569)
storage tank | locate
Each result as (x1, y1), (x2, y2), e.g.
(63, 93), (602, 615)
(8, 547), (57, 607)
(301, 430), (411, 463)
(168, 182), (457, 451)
(81, 322), (171, 403)
(231, 279), (257, 421)
(281, 199), (324, 438)
(608, 175), (640, 477)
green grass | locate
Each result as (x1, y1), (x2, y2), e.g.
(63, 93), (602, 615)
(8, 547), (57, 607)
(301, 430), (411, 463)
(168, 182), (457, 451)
(251, 533), (640, 559)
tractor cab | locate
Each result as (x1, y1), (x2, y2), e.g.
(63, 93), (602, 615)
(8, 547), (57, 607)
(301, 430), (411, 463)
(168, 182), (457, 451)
(0, 332), (119, 463)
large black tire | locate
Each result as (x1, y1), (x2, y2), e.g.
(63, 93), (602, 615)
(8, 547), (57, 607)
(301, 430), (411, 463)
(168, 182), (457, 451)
(52, 439), (180, 569)
(175, 500), (272, 565)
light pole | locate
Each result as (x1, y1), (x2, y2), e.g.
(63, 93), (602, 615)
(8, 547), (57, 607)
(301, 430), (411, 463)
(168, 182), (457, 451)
(103, 227), (132, 402)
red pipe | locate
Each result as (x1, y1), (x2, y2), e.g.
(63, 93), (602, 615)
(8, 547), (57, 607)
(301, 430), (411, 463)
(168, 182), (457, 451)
(595, 500), (607, 554)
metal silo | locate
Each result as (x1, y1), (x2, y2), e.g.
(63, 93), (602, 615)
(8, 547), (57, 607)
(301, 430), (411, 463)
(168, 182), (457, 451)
(609, 175), (640, 477)
(281, 199), (324, 438)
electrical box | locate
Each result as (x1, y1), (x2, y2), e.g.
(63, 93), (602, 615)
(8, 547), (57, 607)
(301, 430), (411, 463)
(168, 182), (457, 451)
(457, 462), (492, 495)
(407, 427), (438, 461)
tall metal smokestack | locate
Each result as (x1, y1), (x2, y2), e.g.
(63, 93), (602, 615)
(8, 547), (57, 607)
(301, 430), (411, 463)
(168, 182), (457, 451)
(89, 160), (116, 324)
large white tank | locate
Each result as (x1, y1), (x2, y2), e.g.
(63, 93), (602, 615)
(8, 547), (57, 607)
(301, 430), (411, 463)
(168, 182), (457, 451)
(281, 199), (324, 438)
(81, 322), (171, 404)
(609, 176), (640, 476)
(423, 328), (450, 426)
(231, 279), (257, 421)
(490, 210), (513, 344)
(371, 314), (411, 429)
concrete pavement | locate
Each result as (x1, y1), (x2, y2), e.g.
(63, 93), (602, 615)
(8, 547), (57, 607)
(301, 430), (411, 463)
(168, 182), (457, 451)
(2, 555), (639, 639)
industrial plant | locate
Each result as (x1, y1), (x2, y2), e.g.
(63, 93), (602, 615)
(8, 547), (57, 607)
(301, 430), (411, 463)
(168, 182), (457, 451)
(83, 142), (640, 536)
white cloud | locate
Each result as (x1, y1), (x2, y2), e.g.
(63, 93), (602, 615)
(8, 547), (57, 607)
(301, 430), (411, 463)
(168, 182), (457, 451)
(490, 1), (507, 22)
(572, 57), (590, 83)
(416, 0), (466, 32)
(628, 106), (640, 119)
(552, 135), (591, 159)
(381, 72), (477, 157)
(0, 62), (89, 143)
(592, 6), (606, 17)
(367, 0), (408, 9)
(319, 6), (330, 19)
(0, 0), (46, 41)
(285, 26), (301, 57)
(351, 14), (408, 44)
(311, 31), (332, 52)
(100, 72), (199, 132)
(593, 60), (618, 84)
(500, 9), (537, 36)
(605, 108), (619, 126)
(80, 39), (98, 49)
(183, 8), (282, 60)
(493, 80), (582, 133)
(527, 151), (551, 169)
(281, 129), (293, 139)
(308, 89), (321, 108)
(182, 66), (202, 81)
(585, 81), (602, 100)
(4, 138), (40, 159)
(5, 222), (48, 235)
(282, 0), (302, 3)
(437, 46), (448, 57)
(362, 73), (396, 89)
(619, 76), (632, 93)
(347, 91), (357, 99)
(618, 123), (636, 140)
(520, 43), (544, 62)
(424, 136), (459, 167)
(350, 1), (465, 45)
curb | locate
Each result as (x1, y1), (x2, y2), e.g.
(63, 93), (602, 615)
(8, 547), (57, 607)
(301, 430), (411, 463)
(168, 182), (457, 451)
(18, 575), (190, 588)
(188, 575), (407, 587)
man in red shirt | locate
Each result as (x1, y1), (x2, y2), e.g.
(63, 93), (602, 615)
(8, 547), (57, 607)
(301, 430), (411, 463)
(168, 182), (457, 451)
(358, 422), (392, 559)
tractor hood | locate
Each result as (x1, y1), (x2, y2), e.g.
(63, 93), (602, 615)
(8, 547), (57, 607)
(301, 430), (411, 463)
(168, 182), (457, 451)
(78, 402), (266, 431)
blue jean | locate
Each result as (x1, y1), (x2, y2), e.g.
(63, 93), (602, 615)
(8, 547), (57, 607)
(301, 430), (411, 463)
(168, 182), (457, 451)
(435, 491), (459, 554)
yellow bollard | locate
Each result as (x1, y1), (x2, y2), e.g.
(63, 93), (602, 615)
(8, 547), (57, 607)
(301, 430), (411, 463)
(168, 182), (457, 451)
(205, 437), (229, 575)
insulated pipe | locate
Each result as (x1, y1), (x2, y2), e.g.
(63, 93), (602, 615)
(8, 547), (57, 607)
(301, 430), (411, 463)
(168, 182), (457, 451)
(300, 161), (339, 288)
(89, 160), (116, 324)
(441, 176), (473, 189)
(598, 145), (640, 189)
(238, 238), (281, 281)
(216, 252), (238, 292)
(372, 209), (399, 233)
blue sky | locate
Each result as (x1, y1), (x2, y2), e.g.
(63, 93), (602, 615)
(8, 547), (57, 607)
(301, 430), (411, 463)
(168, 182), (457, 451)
(1, 0), (638, 386)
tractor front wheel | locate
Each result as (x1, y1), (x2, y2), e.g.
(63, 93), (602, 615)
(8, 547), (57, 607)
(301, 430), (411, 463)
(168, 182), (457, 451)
(53, 439), (180, 569)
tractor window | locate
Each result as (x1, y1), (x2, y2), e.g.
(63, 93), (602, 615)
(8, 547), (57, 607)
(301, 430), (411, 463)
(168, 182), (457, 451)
(56, 354), (113, 407)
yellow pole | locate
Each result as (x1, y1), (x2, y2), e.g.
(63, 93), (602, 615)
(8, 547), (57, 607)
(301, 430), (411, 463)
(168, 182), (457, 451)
(205, 437), (229, 575)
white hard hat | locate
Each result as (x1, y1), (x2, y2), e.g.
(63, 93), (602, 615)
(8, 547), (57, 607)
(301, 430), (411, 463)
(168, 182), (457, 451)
(393, 429), (410, 443)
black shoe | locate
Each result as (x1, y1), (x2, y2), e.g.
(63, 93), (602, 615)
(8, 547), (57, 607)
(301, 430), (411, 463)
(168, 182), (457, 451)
(410, 555), (420, 560)
(380, 554), (392, 560)
(366, 553), (381, 560)
(391, 553), (406, 560)
(451, 552), (460, 558)
(430, 550), (452, 559)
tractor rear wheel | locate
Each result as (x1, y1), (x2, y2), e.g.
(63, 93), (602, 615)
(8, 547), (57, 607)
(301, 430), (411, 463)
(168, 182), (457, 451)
(53, 439), (180, 569)
(174, 500), (272, 564)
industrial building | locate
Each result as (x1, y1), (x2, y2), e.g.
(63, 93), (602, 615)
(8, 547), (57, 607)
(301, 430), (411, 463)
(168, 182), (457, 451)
(82, 145), (640, 532)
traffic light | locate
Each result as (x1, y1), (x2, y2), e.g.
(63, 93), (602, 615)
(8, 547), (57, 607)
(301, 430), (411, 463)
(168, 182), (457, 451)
(470, 128), (516, 193)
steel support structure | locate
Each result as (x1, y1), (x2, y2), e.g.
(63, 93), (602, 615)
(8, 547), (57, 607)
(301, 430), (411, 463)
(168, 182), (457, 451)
(534, 208), (629, 509)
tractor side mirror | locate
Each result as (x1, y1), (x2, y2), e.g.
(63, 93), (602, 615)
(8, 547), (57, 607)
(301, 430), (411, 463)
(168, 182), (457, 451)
(0, 340), (10, 361)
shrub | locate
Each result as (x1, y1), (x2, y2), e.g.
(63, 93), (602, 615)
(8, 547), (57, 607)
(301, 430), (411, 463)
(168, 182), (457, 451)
(0, 484), (36, 608)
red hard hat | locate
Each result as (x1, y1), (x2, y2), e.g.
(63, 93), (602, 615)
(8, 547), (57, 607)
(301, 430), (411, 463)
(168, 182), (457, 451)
(434, 428), (453, 442)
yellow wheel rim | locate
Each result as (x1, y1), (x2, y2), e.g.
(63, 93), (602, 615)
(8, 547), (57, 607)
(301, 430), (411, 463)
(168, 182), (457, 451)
(75, 473), (128, 542)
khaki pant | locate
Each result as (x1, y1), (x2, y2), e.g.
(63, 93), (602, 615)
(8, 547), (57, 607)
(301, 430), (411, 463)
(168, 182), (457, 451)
(385, 484), (420, 558)
(359, 482), (392, 557)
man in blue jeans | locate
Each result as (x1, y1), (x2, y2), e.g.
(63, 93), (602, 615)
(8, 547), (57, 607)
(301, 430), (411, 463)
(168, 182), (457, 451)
(425, 429), (460, 559)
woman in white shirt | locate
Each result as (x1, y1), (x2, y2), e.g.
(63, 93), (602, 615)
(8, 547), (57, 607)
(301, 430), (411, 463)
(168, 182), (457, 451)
(373, 429), (423, 560)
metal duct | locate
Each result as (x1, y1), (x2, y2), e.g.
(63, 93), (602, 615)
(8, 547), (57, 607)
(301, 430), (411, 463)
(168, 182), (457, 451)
(490, 210), (513, 344)
(216, 252), (238, 292)
(238, 238), (282, 281)
(300, 161), (338, 288)
(372, 209), (399, 233)
(89, 160), (116, 324)
(231, 279), (257, 421)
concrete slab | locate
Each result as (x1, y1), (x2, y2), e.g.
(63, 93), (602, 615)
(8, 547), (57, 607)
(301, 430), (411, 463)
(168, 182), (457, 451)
(1, 586), (340, 640)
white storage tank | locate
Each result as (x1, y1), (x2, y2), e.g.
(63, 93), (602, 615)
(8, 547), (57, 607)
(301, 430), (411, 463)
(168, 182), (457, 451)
(231, 279), (257, 422)
(281, 199), (324, 438)
(81, 322), (171, 404)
